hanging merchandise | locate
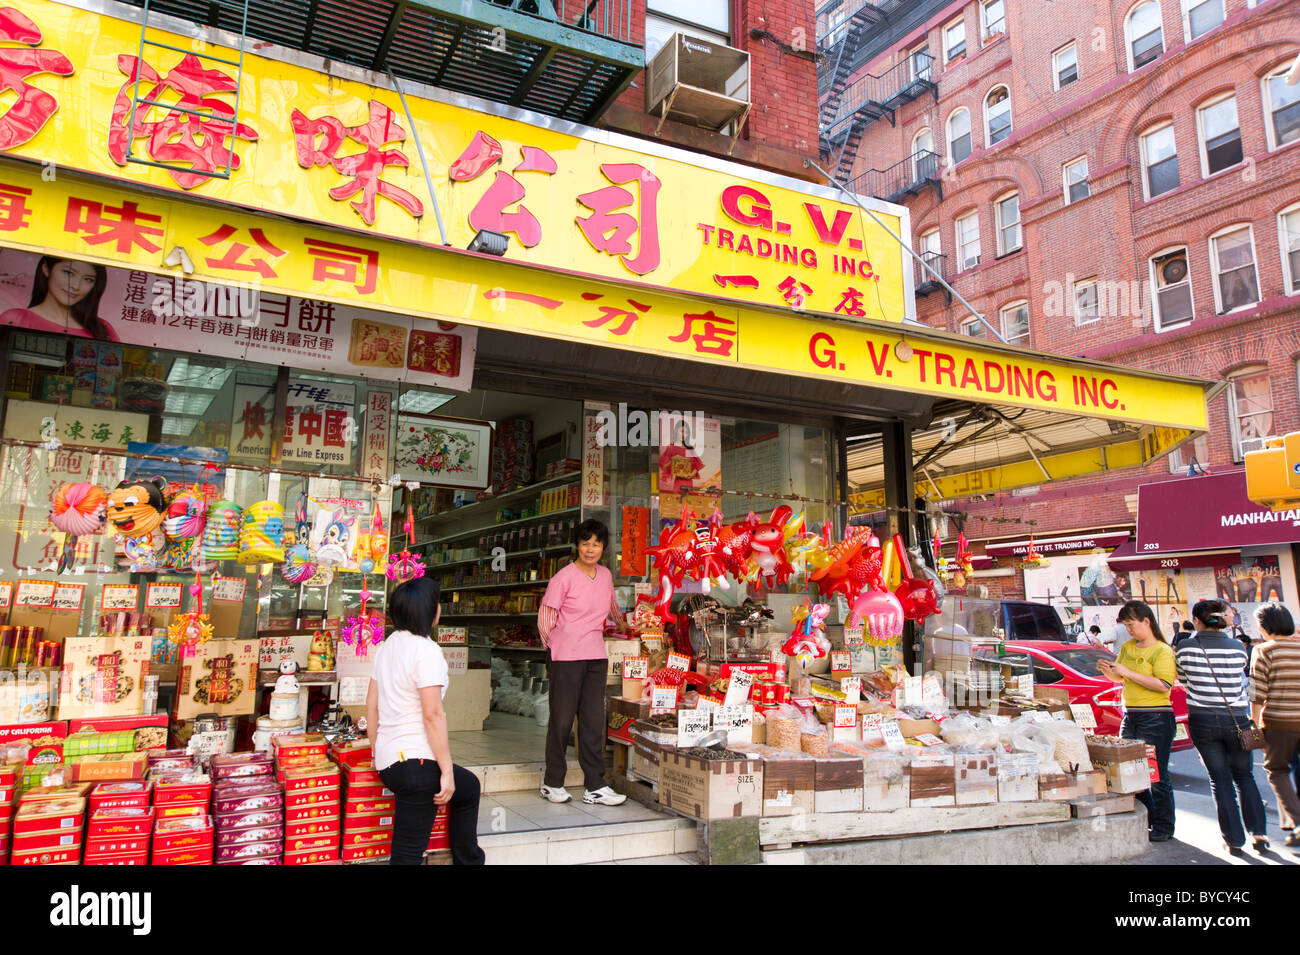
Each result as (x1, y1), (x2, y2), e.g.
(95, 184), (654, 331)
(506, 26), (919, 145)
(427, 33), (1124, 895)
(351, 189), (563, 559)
(239, 499), (286, 564)
(893, 534), (941, 622)
(716, 511), (757, 578)
(386, 504), (426, 583)
(848, 537), (906, 645)
(281, 492), (317, 585)
(167, 572), (214, 659)
(907, 542), (946, 614)
(367, 500), (389, 575)
(932, 531), (953, 584)
(106, 477), (168, 571)
(956, 531), (975, 576)
(1019, 535), (1049, 570)
(781, 599), (831, 665)
(340, 575), (384, 659)
(807, 524), (876, 601)
(50, 482), (107, 573)
(161, 487), (207, 571)
(201, 500), (243, 563)
(314, 507), (358, 568)
(747, 505), (802, 586)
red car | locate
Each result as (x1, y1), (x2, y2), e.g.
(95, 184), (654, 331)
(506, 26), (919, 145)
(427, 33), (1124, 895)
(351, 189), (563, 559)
(978, 641), (1192, 752)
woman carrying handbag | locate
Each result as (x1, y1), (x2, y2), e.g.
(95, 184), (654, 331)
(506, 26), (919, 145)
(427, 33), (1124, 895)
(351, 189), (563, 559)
(1251, 604), (1300, 847)
(1174, 600), (1269, 855)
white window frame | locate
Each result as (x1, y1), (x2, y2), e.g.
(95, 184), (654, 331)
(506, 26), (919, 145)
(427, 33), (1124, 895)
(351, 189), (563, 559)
(1063, 156), (1089, 204)
(1209, 224), (1261, 315)
(999, 300), (1030, 345)
(943, 17), (967, 64)
(1053, 42), (1078, 91)
(909, 43), (932, 82)
(1073, 278), (1100, 326)
(1150, 245), (1195, 332)
(960, 316), (986, 338)
(984, 85), (1012, 146)
(919, 228), (941, 257)
(912, 127), (934, 175)
(1140, 123), (1179, 200)
(1279, 203), (1300, 296)
(1125, 0), (1164, 73)
(995, 191), (1022, 255)
(947, 107), (973, 165)
(955, 210), (981, 271)
(1181, 0), (1224, 42)
(981, 0), (1006, 42)
(1263, 64), (1300, 152)
(1227, 366), (1274, 463)
(1196, 92), (1242, 179)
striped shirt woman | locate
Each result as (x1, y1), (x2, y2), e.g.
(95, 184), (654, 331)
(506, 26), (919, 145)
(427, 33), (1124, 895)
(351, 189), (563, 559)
(1174, 632), (1250, 712)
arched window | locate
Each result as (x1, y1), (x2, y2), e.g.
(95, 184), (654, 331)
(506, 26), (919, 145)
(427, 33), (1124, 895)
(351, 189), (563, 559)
(1264, 63), (1300, 150)
(912, 128), (936, 179)
(948, 108), (972, 165)
(1227, 365), (1273, 461)
(1278, 202), (1300, 295)
(1126, 1), (1164, 71)
(985, 86), (1012, 145)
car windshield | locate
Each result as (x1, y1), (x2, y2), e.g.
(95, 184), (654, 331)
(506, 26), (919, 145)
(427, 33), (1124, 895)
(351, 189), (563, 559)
(1042, 646), (1115, 678)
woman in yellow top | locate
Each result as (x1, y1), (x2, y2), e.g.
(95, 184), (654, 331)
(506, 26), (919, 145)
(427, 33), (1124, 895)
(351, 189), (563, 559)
(1100, 600), (1178, 843)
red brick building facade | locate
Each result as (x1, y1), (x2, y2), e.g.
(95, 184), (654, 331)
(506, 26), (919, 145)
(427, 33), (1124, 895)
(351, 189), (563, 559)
(822, 0), (1300, 592)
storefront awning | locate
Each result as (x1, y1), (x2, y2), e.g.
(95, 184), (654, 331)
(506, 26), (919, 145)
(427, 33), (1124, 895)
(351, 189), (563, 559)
(1106, 538), (1241, 570)
(984, 530), (1131, 558)
(1136, 470), (1300, 554)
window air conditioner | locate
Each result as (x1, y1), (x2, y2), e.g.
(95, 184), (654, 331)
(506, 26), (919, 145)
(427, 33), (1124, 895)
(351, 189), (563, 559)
(646, 33), (751, 148)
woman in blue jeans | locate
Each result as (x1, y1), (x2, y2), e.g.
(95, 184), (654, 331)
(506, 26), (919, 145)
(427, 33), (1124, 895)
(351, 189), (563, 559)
(1174, 599), (1269, 854)
(365, 576), (486, 865)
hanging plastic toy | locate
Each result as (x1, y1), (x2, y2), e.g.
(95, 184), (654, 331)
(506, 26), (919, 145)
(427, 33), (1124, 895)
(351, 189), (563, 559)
(848, 539), (906, 645)
(106, 477), (168, 571)
(281, 493), (317, 585)
(892, 534), (941, 622)
(781, 599), (832, 665)
(956, 531), (975, 576)
(341, 576), (384, 658)
(368, 501), (389, 575)
(386, 503), (426, 582)
(201, 500), (243, 564)
(315, 508), (356, 568)
(51, 482), (108, 573)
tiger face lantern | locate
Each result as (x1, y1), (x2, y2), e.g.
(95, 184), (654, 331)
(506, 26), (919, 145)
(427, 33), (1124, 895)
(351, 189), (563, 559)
(106, 477), (168, 539)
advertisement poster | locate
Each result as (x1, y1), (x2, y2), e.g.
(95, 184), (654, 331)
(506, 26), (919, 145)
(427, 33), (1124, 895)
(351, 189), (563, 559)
(282, 378), (356, 468)
(1022, 550), (1135, 637)
(0, 249), (477, 392)
(620, 505), (650, 576)
(230, 381), (277, 464)
(658, 414), (721, 494)
(125, 443), (228, 495)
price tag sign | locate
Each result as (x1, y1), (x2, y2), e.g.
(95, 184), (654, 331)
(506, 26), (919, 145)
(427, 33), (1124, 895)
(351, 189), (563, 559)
(15, 580), (55, 607)
(903, 675), (924, 707)
(715, 704), (753, 745)
(861, 712), (884, 731)
(99, 583), (138, 611)
(633, 582), (655, 596)
(1014, 674), (1034, 698)
(52, 583), (85, 611)
(145, 582), (183, 609)
(436, 627), (468, 645)
(338, 677), (369, 706)
(442, 646), (468, 675)
(915, 733), (944, 746)
(186, 730), (231, 767)
(695, 696), (720, 713)
(843, 625), (865, 647)
(724, 668), (755, 705)
(212, 576), (247, 603)
(833, 704), (858, 729)
(840, 677), (862, 704)
(769, 649), (785, 664)
(677, 709), (712, 748)
(1070, 704), (1098, 730)
(640, 635), (664, 654)
(0, 581), (12, 608)
(989, 714), (1011, 726)
(622, 657), (649, 680)
(1051, 710), (1071, 722)
(830, 651), (852, 674)
(666, 652), (691, 672)
(651, 686), (678, 711)
(880, 720), (906, 751)
(1025, 711), (1052, 724)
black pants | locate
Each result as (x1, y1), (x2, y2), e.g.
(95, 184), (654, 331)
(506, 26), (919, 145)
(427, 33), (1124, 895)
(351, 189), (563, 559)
(1188, 710), (1267, 847)
(377, 759), (486, 866)
(1121, 710), (1176, 838)
(546, 658), (608, 790)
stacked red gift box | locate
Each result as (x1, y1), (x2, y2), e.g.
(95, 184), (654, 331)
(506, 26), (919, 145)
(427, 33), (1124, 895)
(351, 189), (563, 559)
(0, 761), (18, 864)
(10, 795), (85, 866)
(85, 781), (153, 865)
(340, 762), (397, 863)
(275, 735), (340, 865)
(211, 751), (282, 865)
(149, 751), (213, 865)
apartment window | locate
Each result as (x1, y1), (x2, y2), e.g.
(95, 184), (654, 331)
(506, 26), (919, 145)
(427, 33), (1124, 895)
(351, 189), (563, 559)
(982, 0), (1006, 41)
(1141, 124), (1179, 198)
(1053, 43), (1078, 90)
(956, 211), (981, 270)
(985, 86), (1012, 145)
(1127, 1), (1164, 71)
(1168, 433), (1210, 473)
(944, 18), (967, 63)
(1210, 225), (1260, 313)
(910, 44), (932, 82)
(948, 108), (973, 165)
(1228, 367), (1274, 462)
(919, 229), (942, 281)
(1074, 278), (1100, 325)
(1063, 156), (1089, 203)
(1280, 205), (1300, 294)
(1198, 94), (1242, 176)
(1000, 301), (1030, 345)
(1150, 248), (1194, 329)
(1265, 66), (1300, 150)
(961, 317), (986, 338)
(645, 0), (731, 61)
(1183, 0), (1223, 41)
(912, 128), (937, 179)
(996, 192), (1021, 254)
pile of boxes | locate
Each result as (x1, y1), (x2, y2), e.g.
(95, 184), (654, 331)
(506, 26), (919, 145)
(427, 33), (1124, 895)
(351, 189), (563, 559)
(0, 761), (15, 864)
(491, 417), (534, 492)
(275, 735), (341, 865)
(86, 782), (153, 865)
(10, 795), (85, 866)
(211, 752), (281, 865)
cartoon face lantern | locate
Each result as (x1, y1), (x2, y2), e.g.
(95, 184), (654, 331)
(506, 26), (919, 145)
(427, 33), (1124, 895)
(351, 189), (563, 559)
(239, 500), (286, 564)
(160, 490), (207, 570)
(201, 500), (243, 562)
(105, 477), (168, 539)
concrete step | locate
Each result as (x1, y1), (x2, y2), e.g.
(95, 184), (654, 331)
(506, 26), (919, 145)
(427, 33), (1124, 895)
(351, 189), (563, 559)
(463, 759), (583, 795)
(479, 816), (697, 865)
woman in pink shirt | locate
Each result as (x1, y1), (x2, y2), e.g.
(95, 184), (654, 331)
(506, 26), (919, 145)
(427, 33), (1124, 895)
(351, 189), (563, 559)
(537, 519), (628, 805)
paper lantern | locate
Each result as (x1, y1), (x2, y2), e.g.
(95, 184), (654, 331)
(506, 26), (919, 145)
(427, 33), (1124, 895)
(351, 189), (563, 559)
(201, 500), (242, 562)
(239, 499), (286, 564)
(105, 477), (168, 539)
(161, 489), (206, 570)
(52, 482), (108, 537)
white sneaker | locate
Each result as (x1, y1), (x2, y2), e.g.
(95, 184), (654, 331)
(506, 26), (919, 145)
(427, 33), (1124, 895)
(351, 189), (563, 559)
(540, 785), (572, 803)
(582, 786), (627, 806)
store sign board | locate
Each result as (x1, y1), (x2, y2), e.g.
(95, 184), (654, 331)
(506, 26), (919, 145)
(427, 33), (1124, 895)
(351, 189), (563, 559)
(282, 378), (356, 468)
(1136, 470), (1300, 553)
(2, 400), (151, 453)
(361, 389), (397, 483)
(230, 382), (276, 464)
(582, 414), (605, 509)
(0, 158), (1208, 433)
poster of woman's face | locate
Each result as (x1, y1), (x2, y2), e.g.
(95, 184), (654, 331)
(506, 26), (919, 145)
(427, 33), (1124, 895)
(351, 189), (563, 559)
(0, 249), (115, 341)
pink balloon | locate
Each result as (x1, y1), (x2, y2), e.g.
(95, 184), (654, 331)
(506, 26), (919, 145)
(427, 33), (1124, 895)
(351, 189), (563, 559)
(848, 589), (905, 642)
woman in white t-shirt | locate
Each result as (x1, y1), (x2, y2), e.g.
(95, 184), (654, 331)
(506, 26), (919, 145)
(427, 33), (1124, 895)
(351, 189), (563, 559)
(365, 577), (485, 865)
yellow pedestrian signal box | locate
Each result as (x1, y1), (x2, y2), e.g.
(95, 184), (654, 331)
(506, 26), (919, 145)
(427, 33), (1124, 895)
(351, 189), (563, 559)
(1245, 435), (1300, 511)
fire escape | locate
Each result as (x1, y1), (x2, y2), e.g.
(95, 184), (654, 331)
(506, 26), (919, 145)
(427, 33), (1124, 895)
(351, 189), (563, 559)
(816, 0), (936, 185)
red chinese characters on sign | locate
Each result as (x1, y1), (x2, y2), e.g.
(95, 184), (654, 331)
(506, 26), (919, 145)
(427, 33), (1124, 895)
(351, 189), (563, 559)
(0, 182), (33, 232)
(240, 401), (267, 441)
(290, 100), (423, 226)
(575, 163), (661, 276)
(778, 276), (813, 308)
(834, 287), (868, 317)
(64, 197), (163, 254)
(0, 7), (72, 149)
(303, 237), (379, 296)
(109, 53), (258, 189)
(284, 407), (347, 449)
(450, 133), (556, 249)
(198, 225), (287, 278)
(362, 390), (394, 482)
(668, 311), (737, 358)
(578, 292), (648, 336)
(714, 274), (759, 289)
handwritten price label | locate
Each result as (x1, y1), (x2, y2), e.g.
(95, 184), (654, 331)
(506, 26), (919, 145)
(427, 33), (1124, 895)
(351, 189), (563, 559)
(903, 676), (924, 707)
(0, 581), (13, 608)
(666, 652), (691, 672)
(1014, 675), (1034, 698)
(622, 657), (649, 679)
(1051, 710), (1071, 722)
(212, 577), (247, 603)
(677, 709), (712, 748)
(843, 626), (865, 647)
(15, 580), (55, 607)
(840, 677), (862, 704)
(145, 583), (183, 609)
(436, 627), (468, 645)
(861, 712), (884, 731)
(715, 704), (753, 745)
(833, 704), (858, 729)
(880, 720), (906, 751)
(52, 583), (85, 611)
(724, 668), (755, 705)
(99, 584), (138, 611)
(989, 714), (1011, 726)
(915, 733), (944, 746)
(830, 651), (852, 674)
(1070, 704), (1098, 729)
(651, 686), (678, 711)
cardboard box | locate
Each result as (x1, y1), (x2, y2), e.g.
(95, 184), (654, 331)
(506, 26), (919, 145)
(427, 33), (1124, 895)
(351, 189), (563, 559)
(813, 755), (864, 813)
(152, 816), (213, 853)
(897, 718), (941, 739)
(174, 639), (259, 720)
(1098, 758), (1151, 794)
(997, 752), (1039, 803)
(735, 745), (814, 817)
(610, 696), (651, 723)
(658, 751), (762, 820)
(907, 752), (956, 808)
(1038, 772), (1082, 802)
(630, 736), (664, 786)
(57, 636), (151, 720)
(0, 721), (67, 765)
(68, 714), (168, 747)
(954, 752), (999, 806)
(856, 748), (910, 812)
(1087, 738), (1148, 764)
(287, 847), (342, 865)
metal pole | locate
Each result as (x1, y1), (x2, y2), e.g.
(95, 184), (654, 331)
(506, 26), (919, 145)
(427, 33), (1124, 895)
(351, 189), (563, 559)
(803, 158), (1007, 343)
(388, 72), (449, 246)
